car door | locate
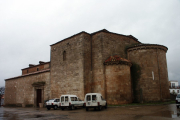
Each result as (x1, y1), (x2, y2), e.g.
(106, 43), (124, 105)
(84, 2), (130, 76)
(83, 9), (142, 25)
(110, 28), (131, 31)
(70, 97), (75, 105)
(86, 95), (92, 106)
(91, 95), (97, 106)
(61, 96), (65, 106)
(64, 96), (69, 106)
(101, 96), (106, 106)
(55, 99), (60, 106)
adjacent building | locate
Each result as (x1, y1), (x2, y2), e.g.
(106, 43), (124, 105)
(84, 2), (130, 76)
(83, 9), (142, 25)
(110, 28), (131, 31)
(4, 29), (170, 107)
(169, 80), (180, 94)
(1, 95), (4, 106)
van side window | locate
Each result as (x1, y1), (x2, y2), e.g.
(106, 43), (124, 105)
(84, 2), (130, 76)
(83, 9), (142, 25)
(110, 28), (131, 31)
(75, 97), (77, 101)
(86, 95), (91, 101)
(65, 96), (68, 102)
(71, 97), (74, 101)
(61, 97), (64, 102)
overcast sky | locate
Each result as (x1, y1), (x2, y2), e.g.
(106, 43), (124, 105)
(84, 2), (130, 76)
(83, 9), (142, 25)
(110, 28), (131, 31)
(0, 0), (180, 87)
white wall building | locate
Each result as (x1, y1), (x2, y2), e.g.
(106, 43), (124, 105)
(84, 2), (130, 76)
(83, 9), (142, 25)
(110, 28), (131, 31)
(169, 80), (180, 94)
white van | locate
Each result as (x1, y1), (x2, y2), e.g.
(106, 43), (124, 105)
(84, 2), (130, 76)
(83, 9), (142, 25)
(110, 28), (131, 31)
(85, 93), (107, 111)
(176, 93), (180, 108)
(60, 95), (84, 110)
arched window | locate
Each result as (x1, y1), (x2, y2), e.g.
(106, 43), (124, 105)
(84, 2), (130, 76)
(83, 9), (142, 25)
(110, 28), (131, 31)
(63, 51), (66, 61)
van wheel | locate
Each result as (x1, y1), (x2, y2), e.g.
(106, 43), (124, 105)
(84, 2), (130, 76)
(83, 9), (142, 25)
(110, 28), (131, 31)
(105, 103), (107, 109)
(54, 105), (58, 110)
(86, 107), (89, 111)
(47, 107), (50, 110)
(61, 107), (65, 110)
(71, 105), (74, 110)
(98, 106), (102, 111)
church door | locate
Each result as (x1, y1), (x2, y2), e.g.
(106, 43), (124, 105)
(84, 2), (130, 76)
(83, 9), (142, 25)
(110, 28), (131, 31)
(36, 89), (42, 107)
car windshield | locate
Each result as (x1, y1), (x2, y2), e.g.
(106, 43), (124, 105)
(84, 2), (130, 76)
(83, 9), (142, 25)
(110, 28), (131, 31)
(177, 94), (180, 98)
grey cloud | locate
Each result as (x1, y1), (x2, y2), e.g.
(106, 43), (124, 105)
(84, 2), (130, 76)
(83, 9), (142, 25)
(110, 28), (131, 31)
(0, 0), (180, 86)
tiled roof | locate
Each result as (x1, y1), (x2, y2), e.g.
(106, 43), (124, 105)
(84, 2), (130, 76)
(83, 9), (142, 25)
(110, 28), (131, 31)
(105, 55), (131, 63)
(127, 44), (168, 50)
(21, 61), (50, 70)
(104, 55), (132, 66)
(50, 29), (140, 46)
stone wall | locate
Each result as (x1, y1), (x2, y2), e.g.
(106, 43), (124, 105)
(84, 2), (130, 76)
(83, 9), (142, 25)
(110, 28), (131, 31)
(105, 64), (132, 104)
(50, 32), (90, 100)
(127, 44), (170, 102)
(91, 32), (139, 98)
(5, 71), (50, 106)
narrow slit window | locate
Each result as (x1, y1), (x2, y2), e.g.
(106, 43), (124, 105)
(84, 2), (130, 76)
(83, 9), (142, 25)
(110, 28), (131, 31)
(63, 51), (66, 61)
(37, 68), (39, 71)
(27, 70), (28, 73)
(152, 71), (154, 80)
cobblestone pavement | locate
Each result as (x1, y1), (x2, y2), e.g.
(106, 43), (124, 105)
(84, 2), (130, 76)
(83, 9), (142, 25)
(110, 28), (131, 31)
(0, 104), (180, 120)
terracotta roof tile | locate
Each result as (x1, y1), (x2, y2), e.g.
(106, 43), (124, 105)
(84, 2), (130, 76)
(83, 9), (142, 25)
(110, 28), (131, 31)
(104, 55), (132, 66)
(104, 55), (131, 63)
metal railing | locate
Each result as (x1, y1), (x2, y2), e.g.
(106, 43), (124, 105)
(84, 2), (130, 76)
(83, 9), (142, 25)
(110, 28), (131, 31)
(169, 86), (180, 89)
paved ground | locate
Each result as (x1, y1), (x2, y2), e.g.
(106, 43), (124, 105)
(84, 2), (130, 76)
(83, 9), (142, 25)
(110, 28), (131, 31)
(0, 104), (180, 120)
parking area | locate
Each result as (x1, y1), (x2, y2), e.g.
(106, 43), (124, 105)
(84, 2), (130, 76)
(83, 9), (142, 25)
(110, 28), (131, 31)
(0, 104), (180, 120)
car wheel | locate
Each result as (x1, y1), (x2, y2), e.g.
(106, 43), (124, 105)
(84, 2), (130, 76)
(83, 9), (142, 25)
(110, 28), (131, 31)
(105, 103), (107, 109)
(86, 107), (89, 111)
(98, 106), (102, 111)
(61, 107), (65, 110)
(47, 107), (50, 110)
(54, 105), (58, 110)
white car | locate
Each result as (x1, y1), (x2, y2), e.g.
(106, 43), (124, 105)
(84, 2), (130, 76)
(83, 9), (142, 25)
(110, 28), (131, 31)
(176, 93), (180, 108)
(60, 95), (85, 110)
(46, 98), (60, 110)
(85, 93), (107, 111)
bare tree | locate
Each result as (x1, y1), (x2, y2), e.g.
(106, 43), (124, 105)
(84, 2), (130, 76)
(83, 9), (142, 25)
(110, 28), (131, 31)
(0, 87), (5, 107)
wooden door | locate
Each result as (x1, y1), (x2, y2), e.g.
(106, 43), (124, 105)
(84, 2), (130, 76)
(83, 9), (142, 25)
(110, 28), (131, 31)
(36, 89), (42, 107)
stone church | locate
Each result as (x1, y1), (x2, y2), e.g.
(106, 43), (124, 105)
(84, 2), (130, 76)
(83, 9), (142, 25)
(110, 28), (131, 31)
(4, 29), (170, 107)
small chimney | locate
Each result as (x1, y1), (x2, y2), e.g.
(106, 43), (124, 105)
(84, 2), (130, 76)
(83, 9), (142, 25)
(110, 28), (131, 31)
(29, 64), (35, 67)
(39, 61), (45, 64)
